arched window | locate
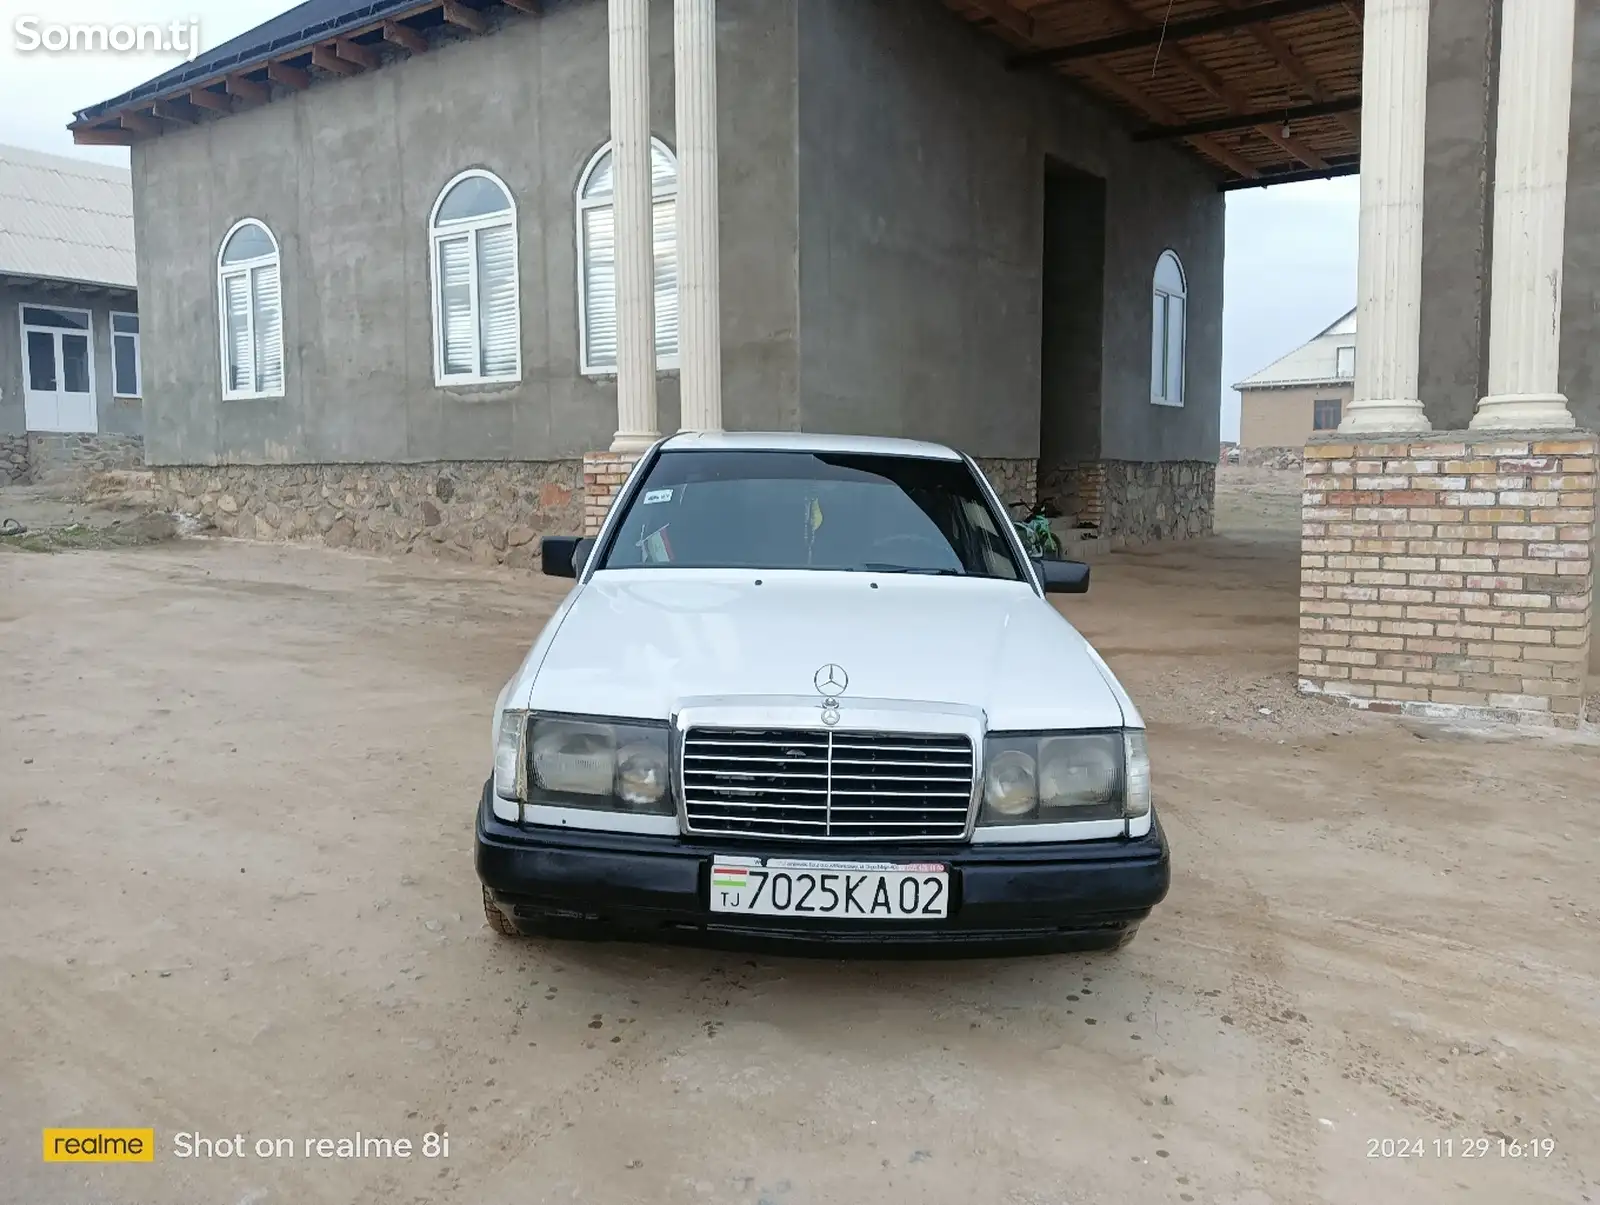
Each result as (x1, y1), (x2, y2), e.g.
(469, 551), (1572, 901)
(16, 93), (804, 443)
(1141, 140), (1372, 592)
(429, 169), (521, 385)
(576, 138), (679, 375)
(1151, 249), (1186, 406)
(217, 219), (284, 399)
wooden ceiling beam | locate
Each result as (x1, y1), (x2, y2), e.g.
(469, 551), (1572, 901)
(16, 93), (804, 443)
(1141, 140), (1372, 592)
(382, 19), (429, 53)
(153, 98), (201, 124)
(1014, 0), (1348, 67)
(1095, 0), (1327, 169)
(226, 74), (272, 104)
(1213, 0), (1363, 136)
(187, 87), (234, 113)
(1074, 60), (1260, 178)
(311, 45), (363, 76)
(267, 61), (311, 90)
(119, 111), (163, 136)
(442, 0), (489, 34)
(963, 0), (1035, 43)
(1133, 95), (1360, 141)
(335, 37), (382, 70)
(73, 125), (137, 146)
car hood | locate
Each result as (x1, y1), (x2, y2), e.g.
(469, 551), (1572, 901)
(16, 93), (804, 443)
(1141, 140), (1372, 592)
(519, 568), (1134, 730)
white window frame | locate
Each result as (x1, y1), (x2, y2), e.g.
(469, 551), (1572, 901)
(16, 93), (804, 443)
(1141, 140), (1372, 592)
(1151, 249), (1187, 408)
(427, 168), (522, 387)
(1335, 344), (1356, 379)
(111, 310), (141, 398)
(576, 137), (680, 377)
(19, 303), (97, 432)
(216, 218), (285, 401)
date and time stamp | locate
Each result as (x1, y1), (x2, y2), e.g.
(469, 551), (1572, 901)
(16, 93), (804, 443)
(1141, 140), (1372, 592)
(1366, 1136), (1557, 1160)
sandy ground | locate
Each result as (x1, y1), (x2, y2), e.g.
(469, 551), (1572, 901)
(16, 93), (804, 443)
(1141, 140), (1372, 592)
(2, 470), (1598, 1205)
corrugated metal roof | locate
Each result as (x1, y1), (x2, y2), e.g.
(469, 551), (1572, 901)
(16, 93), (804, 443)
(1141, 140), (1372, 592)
(0, 144), (135, 289)
(1234, 307), (1357, 390)
(74, 0), (434, 123)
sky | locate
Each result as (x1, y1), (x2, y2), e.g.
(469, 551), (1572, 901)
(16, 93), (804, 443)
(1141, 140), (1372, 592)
(0, 0), (1359, 442)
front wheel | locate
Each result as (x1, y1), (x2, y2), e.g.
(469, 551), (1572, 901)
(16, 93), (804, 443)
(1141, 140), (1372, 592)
(483, 886), (523, 938)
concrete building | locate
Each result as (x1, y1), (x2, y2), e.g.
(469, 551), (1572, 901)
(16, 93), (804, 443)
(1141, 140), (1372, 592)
(0, 145), (142, 486)
(1235, 307), (1356, 450)
(67, 0), (1382, 559)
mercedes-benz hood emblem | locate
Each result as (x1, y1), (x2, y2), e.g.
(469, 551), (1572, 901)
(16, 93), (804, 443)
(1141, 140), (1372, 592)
(813, 663), (848, 697)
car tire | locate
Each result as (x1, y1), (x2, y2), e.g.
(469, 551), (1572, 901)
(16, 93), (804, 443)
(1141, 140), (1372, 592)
(482, 886), (523, 938)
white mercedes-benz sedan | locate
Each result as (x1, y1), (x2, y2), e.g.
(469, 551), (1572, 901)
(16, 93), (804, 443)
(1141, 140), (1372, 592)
(477, 432), (1169, 953)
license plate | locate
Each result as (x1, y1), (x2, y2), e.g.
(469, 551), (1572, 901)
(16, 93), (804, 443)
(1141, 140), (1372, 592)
(708, 858), (949, 920)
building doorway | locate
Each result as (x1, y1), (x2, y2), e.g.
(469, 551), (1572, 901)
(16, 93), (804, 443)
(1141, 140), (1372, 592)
(1037, 162), (1105, 532)
(20, 304), (98, 433)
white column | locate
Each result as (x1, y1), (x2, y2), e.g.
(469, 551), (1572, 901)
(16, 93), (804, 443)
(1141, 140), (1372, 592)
(608, 0), (659, 453)
(1339, 0), (1431, 435)
(675, 0), (723, 432)
(1471, 0), (1578, 431)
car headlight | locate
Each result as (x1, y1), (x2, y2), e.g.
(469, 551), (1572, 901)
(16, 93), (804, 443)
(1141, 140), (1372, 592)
(523, 715), (672, 816)
(979, 730), (1148, 826)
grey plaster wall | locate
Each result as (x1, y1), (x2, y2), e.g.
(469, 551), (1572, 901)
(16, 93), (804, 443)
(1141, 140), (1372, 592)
(1560, 0), (1600, 429)
(794, 0), (1223, 464)
(131, 0), (798, 467)
(1418, 0), (1499, 431)
(1421, 0), (1600, 432)
(0, 280), (141, 439)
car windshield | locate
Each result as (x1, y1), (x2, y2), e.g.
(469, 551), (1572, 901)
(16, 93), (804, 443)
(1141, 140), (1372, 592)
(598, 449), (1024, 580)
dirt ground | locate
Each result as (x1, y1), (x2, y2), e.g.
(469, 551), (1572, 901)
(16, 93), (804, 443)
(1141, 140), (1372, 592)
(2, 469), (1597, 1205)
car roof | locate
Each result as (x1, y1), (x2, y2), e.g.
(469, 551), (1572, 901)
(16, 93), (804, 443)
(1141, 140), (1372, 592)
(659, 431), (964, 460)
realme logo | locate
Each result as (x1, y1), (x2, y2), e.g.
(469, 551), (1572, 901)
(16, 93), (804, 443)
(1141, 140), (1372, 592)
(42, 1128), (155, 1162)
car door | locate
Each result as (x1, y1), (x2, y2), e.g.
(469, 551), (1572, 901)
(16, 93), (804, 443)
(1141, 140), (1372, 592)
(20, 305), (97, 434)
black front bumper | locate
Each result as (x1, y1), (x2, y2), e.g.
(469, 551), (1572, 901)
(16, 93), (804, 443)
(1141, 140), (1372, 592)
(475, 781), (1170, 953)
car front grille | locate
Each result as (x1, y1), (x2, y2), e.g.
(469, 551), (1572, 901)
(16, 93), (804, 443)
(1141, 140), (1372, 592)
(680, 727), (975, 841)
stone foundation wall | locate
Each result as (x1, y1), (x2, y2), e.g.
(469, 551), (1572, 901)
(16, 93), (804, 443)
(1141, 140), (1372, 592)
(1038, 460), (1212, 544)
(0, 434), (26, 486)
(1099, 460), (1215, 545)
(27, 432), (144, 486)
(1299, 431), (1596, 728)
(974, 458), (1038, 512)
(1038, 461), (1106, 529)
(153, 461), (582, 568)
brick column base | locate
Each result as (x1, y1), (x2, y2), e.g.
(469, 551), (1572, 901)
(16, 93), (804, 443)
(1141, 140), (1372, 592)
(1300, 430), (1596, 728)
(582, 450), (643, 536)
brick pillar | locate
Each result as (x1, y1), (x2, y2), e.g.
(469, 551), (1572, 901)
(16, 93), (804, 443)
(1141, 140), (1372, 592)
(582, 450), (643, 536)
(1300, 431), (1596, 727)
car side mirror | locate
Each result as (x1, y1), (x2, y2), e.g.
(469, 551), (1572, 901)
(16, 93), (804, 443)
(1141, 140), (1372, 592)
(541, 536), (595, 579)
(1036, 558), (1089, 594)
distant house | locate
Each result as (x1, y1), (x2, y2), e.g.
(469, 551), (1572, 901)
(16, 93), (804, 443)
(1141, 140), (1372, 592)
(0, 144), (142, 486)
(1234, 308), (1356, 449)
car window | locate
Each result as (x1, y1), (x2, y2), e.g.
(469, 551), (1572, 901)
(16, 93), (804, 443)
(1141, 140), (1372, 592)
(599, 450), (1023, 580)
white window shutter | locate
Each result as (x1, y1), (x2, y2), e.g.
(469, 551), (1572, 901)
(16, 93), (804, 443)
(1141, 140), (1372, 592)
(475, 223), (519, 378)
(437, 234), (476, 376)
(1150, 293), (1167, 400)
(224, 273), (252, 392)
(583, 206), (618, 370)
(252, 262), (283, 395)
(1165, 294), (1185, 404)
(652, 196), (679, 359)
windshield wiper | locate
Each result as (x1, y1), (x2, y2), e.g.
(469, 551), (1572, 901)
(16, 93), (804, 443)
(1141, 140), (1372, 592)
(859, 563), (964, 576)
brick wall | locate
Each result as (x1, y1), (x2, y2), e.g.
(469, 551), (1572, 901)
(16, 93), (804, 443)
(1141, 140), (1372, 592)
(1299, 431), (1596, 727)
(582, 450), (643, 536)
